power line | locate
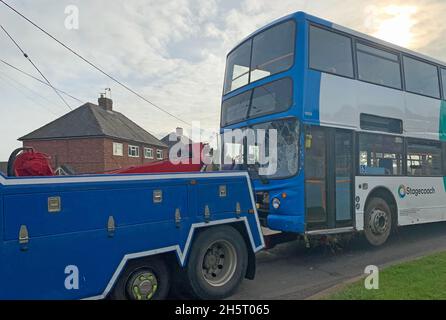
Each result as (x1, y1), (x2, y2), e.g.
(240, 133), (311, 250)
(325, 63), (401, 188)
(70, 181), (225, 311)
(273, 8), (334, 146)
(0, 0), (191, 126)
(0, 58), (84, 103)
(0, 71), (60, 116)
(0, 69), (62, 112)
(0, 67), (116, 140)
(0, 23), (73, 110)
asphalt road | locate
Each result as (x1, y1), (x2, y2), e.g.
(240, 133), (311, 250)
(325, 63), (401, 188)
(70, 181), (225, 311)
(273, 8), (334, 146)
(231, 222), (446, 300)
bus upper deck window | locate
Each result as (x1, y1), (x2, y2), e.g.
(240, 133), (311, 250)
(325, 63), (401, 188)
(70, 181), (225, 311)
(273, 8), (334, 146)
(309, 25), (354, 78)
(250, 20), (296, 82)
(224, 40), (252, 94)
(403, 56), (440, 99)
(223, 20), (296, 95)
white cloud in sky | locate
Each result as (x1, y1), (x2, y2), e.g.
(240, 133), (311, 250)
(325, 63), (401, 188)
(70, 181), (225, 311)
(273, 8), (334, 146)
(1, 0), (446, 160)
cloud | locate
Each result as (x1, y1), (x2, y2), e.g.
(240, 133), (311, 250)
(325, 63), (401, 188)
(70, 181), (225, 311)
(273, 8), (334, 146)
(1, 0), (446, 160)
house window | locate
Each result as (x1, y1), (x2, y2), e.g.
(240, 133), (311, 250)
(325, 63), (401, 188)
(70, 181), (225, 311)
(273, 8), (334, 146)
(113, 142), (123, 156)
(156, 149), (163, 160)
(144, 147), (154, 159)
(128, 145), (140, 158)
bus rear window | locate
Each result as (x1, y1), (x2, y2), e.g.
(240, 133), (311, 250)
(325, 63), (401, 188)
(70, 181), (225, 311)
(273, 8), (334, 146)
(221, 78), (293, 126)
(223, 20), (296, 94)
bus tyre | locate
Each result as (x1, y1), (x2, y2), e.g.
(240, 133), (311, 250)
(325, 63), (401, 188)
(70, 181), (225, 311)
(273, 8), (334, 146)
(110, 257), (170, 300)
(184, 225), (248, 300)
(364, 197), (392, 246)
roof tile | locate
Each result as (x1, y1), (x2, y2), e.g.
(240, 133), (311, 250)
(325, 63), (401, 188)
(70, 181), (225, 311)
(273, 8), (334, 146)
(19, 103), (167, 147)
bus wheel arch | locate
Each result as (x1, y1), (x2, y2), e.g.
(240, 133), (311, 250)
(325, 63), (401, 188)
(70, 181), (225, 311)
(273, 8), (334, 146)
(363, 187), (398, 246)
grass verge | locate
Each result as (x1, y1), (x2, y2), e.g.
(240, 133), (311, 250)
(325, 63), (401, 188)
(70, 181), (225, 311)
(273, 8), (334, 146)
(327, 251), (446, 300)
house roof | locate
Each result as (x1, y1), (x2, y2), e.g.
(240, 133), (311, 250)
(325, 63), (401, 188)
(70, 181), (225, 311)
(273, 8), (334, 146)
(19, 103), (167, 147)
(0, 162), (7, 175)
(161, 132), (193, 149)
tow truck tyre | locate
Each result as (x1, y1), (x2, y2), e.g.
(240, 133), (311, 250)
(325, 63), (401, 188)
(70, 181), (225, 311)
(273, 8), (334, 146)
(364, 197), (392, 246)
(185, 225), (248, 299)
(110, 257), (170, 300)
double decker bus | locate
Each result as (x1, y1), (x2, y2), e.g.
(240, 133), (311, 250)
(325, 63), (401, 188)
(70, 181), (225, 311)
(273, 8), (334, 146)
(220, 11), (446, 246)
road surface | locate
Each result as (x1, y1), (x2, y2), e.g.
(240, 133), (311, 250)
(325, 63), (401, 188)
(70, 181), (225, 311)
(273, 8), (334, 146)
(232, 222), (446, 300)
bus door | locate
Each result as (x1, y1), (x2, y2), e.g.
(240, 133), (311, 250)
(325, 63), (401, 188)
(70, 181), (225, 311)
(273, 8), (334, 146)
(304, 126), (354, 230)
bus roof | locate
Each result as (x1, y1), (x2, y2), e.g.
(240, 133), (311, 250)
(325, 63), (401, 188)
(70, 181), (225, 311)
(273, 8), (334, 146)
(229, 11), (446, 68)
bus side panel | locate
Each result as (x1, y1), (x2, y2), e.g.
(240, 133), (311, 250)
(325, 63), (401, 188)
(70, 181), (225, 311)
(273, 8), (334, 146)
(355, 176), (446, 230)
(318, 71), (441, 141)
(441, 101), (446, 141)
(259, 173), (306, 234)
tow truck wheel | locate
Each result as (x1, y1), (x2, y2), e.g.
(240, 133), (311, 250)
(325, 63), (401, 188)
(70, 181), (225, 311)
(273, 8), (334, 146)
(184, 225), (248, 299)
(110, 257), (170, 300)
(364, 197), (392, 246)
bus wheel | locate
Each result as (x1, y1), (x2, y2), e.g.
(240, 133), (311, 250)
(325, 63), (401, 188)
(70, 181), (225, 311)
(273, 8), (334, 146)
(185, 225), (248, 299)
(364, 197), (392, 246)
(110, 258), (170, 300)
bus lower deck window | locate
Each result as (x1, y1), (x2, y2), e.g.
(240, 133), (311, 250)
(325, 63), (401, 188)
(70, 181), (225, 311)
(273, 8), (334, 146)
(359, 133), (403, 176)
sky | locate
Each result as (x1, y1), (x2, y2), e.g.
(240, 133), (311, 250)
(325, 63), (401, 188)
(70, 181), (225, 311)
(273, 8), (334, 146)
(1, 0), (446, 160)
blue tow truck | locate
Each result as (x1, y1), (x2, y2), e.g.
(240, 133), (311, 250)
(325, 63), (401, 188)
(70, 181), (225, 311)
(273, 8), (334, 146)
(0, 171), (264, 300)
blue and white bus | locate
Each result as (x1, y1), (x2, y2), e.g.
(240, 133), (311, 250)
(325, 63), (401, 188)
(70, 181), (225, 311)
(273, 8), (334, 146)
(220, 11), (446, 246)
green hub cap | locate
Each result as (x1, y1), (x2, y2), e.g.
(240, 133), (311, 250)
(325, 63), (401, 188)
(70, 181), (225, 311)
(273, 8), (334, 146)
(129, 271), (158, 300)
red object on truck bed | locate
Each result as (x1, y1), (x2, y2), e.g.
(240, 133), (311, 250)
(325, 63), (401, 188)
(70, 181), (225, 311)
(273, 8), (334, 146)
(108, 159), (203, 174)
(7, 148), (54, 177)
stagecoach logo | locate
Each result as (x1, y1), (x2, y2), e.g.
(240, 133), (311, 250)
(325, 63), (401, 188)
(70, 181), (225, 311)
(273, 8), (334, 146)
(398, 184), (436, 199)
(398, 185), (407, 199)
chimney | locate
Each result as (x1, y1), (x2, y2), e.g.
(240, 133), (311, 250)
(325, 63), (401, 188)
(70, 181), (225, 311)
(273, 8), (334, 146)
(176, 127), (183, 136)
(98, 94), (113, 111)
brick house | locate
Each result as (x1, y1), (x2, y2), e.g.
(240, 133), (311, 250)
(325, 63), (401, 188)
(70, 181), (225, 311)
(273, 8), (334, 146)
(19, 96), (168, 174)
(160, 127), (194, 159)
(0, 162), (7, 176)
(161, 127), (193, 150)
